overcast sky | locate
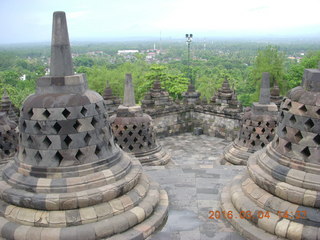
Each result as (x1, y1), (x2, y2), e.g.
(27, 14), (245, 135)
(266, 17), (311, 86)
(1, 0), (320, 44)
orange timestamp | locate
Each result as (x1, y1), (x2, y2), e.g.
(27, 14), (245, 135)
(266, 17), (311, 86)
(277, 210), (307, 220)
(208, 210), (271, 220)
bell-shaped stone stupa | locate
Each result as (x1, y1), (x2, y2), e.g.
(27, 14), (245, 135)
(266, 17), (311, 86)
(0, 12), (168, 240)
(0, 112), (18, 165)
(0, 90), (19, 123)
(110, 74), (171, 166)
(223, 73), (278, 165)
(221, 68), (320, 239)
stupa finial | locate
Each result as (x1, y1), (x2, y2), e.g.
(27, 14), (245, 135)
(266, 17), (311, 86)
(50, 11), (74, 77)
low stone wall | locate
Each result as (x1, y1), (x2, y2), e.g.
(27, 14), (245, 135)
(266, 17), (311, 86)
(192, 111), (240, 141)
(145, 105), (241, 141)
(150, 110), (194, 137)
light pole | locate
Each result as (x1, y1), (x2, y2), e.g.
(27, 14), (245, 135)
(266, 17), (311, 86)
(185, 33), (193, 86)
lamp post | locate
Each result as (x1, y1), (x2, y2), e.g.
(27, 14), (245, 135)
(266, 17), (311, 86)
(185, 33), (193, 86)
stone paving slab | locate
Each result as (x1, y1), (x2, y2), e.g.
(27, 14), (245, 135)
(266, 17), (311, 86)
(143, 133), (246, 240)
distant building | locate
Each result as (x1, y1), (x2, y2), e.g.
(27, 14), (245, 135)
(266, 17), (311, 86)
(117, 50), (139, 55)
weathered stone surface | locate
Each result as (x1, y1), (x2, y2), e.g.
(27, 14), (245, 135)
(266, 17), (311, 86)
(0, 112), (18, 165)
(103, 82), (121, 115)
(110, 74), (170, 166)
(0, 90), (19, 123)
(221, 66), (320, 239)
(182, 84), (201, 105)
(0, 11), (168, 240)
(223, 73), (278, 165)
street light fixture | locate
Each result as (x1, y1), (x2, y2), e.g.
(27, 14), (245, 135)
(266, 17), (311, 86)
(185, 33), (193, 85)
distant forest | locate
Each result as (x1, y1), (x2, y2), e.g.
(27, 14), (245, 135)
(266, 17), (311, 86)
(1, 40), (320, 108)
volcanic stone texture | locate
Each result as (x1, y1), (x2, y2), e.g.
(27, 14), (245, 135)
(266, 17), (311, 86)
(182, 84), (201, 105)
(0, 11), (168, 240)
(103, 84), (121, 115)
(0, 112), (18, 165)
(111, 74), (171, 166)
(0, 91), (19, 123)
(223, 73), (278, 165)
(221, 68), (320, 239)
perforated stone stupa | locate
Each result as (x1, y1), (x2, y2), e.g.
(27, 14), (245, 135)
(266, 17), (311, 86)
(103, 82), (121, 115)
(270, 82), (283, 108)
(0, 90), (19, 123)
(221, 68), (320, 239)
(0, 12), (168, 239)
(141, 80), (176, 115)
(203, 78), (242, 118)
(223, 73), (278, 165)
(110, 74), (171, 166)
(182, 83), (201, 105)
(0, 112), (18, 165)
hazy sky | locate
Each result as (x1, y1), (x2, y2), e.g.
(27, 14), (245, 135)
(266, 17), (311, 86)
(1, 0), (320, 44)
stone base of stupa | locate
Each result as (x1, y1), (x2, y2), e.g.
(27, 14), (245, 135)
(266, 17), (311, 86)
(133, 145), (171, 166)
(222, 141), (252, 165)
(0, 157), (169, 240)
(220, 146), (320, 240)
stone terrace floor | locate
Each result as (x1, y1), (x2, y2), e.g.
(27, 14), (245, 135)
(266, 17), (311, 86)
(143, 133), (246, 240)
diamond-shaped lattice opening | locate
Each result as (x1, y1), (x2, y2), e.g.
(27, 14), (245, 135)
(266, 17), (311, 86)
(258, 122), (262, 126)
(133, 137), (138, 143)
(301, 147), (311, 158)
(27, 108), (33, 118)
(261, 128), (266, 133)
(138, 130), (142, 136)
(276, 137), (280, 145)
(282, 126), (287, 134)
(114, 137), (118, 143)
(128, 145), (134, 151)
(84, 133), (91, 144)
(64, 135), (72, 147)
(73, 120), (81, 131)
(22, 149), (26, 158)
(266, 135), (270, 140)
(261, 142), (265, 147)
(80, 107), (87, 116)
(280, 112), (284, 120)
(317, 108), (320, 116)
(294, 131), (303, 142)
(304, 119), (314, 130)
(34, 122), (41, 131)
(251, 141), (256, 146)
(43, 109), (50, 118)
(119, 131), (123, 136)
(108, 141), (112, 148)
(95, 103), (100, 113)
(299, 105), (307, 113)
(313, 134), (320, 145)
(35, 151), (42, 162)
(27, 136), (33, 144)
(266, 122), (270, 127)
(287, 101), (292, 109)
(143, 136), (147, 141)
(243, 140), (246, 144)
(139, 144), (143, 149)
(95, 145), (101, 156)
(22, 121), (27, 131)
(289, 115), (297, 124)
(62, 108), (71, 118)
(115, 125), (119, 130)
(43, 136), (52, 148)
(253, 128), (256, 132)
(148, 141), (152, 147)
(91, 117), (98, 127)
(53, 122), (62, 133)
(124, 137), (128, 143)
(133, 125), (137, 130)
(75, 150), (84, 161)
(124, 125), (128, 130)
(128, 131), (133, 136)
(54, 151), (63, 164)
(284, 142), (292, 151)
(256, 135), (260, 139)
